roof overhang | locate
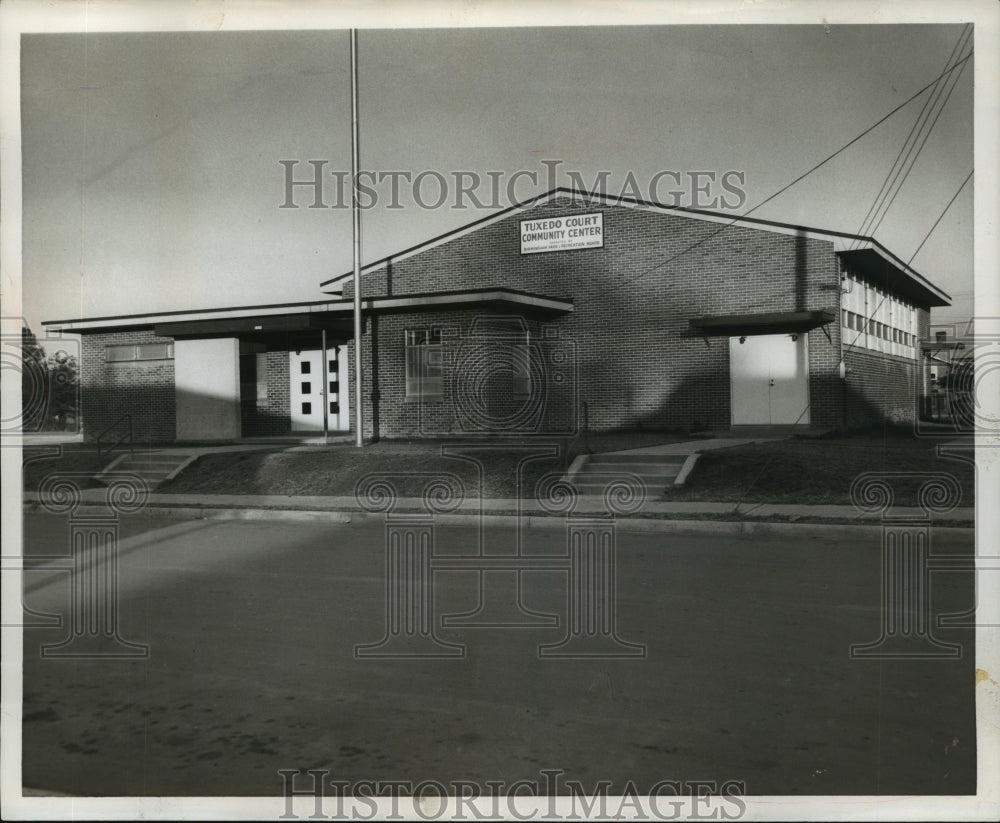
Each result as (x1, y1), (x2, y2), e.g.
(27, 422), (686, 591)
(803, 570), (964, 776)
(44, 289), (572, 335)
(689, 308), (836, 337)
(920, 340), (967, 352)
(835, 244), (951, 308)
(155, 313), (354, 339)
(351, 288), (572, 315)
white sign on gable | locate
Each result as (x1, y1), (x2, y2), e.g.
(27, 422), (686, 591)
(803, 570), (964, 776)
(520, 212), (603, 254)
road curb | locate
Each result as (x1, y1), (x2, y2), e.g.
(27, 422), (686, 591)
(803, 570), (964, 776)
(22, 500), (973, 537)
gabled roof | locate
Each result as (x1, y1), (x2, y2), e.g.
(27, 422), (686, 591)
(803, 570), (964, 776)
(319, 186), (951, 307)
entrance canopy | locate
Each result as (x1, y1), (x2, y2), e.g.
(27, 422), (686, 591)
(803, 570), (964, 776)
(688, 308), (836, 337)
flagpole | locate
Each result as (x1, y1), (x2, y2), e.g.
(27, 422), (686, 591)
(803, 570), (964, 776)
(351, 28), (364, 448)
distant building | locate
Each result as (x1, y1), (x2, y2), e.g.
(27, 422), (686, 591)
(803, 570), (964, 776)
(43, 189), (950, 443)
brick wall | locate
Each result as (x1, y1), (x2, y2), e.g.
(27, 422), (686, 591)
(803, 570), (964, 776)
(843, 307), (929, 427)
(75, 202), (937, 442)
(79, 329), (176, 443)
(348, 198), (848, 436)
(241, 351), (291, 436)
(348, 310), (571, 440)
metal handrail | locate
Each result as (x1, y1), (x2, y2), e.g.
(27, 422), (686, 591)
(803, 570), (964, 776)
(96, 413), (133, 460)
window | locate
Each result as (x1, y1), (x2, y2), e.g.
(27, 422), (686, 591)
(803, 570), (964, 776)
(405, 329), (443, 401)
(137, 343), (171, 360)
(842, 268), (918, 359)
(105, 342), (174, 362)
(106, 345), (135, 362)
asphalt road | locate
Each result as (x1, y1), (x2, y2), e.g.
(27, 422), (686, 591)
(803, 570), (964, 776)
(18, 512), (976, 799)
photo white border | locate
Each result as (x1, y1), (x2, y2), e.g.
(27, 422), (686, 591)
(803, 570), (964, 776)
(2, 1), (997, 820)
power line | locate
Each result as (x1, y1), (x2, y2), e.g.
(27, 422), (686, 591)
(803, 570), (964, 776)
(591, 49), (973, 300)
(860, 33), (973, 243)
(851, 25), (972, 247)
(907, 170), (973, 265)
(842, 169), (972, 356)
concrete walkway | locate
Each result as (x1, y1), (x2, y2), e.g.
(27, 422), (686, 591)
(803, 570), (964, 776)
(566, 434), (786, 492)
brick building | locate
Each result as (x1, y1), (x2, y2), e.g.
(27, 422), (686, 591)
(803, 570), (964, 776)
(43, 189), (950, 444)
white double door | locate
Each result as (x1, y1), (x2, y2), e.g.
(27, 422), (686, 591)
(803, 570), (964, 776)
(729, 333), (810, 425)
(289, 348), (350, 432)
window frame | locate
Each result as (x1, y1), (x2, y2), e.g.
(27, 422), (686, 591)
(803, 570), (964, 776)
(404, 328), (444, 402)
(104, 342), (175, 363)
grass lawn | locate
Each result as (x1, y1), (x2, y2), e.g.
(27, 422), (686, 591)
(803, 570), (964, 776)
(21, 429), (974, 508)
(22, 446), (109, 491)
(664, 428), (975, 507)
(159, 431), (694, 499)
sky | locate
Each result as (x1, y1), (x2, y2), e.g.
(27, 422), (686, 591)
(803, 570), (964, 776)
(12, 15), (980, 339)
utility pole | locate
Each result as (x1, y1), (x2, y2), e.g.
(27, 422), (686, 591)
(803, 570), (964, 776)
(351, 28), (364, 448)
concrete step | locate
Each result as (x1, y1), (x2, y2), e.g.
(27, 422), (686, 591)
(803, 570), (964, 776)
(586, 453), (687, 464)
(122, 454), (197, 463)
(571, 472), (671, 487)
(111, 461), (191, 473)
(571, 480), (668, 491)
(574, 462), (683, 475)
(114, 462), (187, 472)
(564, 451), (700, 500)
(572, 474), (679, 489)
(111, 470), (176, 480)
(574, 462), (683, 477)
(95, 451), (200, 490)
(115, 458), (187, 471)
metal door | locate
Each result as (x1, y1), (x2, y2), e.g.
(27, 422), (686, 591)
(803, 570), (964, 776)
(729, 334), (810, 425)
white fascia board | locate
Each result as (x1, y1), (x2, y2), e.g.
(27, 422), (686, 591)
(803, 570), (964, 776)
(44, 301), (343, 332)
(835, 239), (952, 303)
(45, 291), (572, 333)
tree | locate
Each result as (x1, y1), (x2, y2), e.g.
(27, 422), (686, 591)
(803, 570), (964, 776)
(20, 325), (50, 432)
(45, 349), (79, 429)
(18, 326), (79, 431)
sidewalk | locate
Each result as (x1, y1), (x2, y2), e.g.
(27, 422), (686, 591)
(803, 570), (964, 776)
(22, 488), (976, 528)
(603, 436), (779, 456)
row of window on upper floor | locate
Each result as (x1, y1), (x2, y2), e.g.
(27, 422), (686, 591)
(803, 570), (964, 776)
(840, 271), (919, 359)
